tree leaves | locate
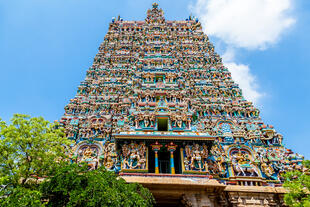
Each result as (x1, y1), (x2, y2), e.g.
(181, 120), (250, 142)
(0, 114), (72, 206)
(0, 114), (154, 207)
(40, 163), (154, 207)
(284, 160), (310, 207)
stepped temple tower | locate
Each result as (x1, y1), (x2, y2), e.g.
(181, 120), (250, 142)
(60, 3), (305, 206)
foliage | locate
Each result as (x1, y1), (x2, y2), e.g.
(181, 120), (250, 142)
(283, 160), (310, 207)
(40, 163), (154, 207)
(0, 114), (72, 206)
(0, 114), (154, 207)
(0, 186), (42, 207)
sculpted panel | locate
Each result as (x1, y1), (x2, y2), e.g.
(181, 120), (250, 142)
(121, 142), (148, 172)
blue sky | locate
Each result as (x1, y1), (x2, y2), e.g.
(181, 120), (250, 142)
(0, 0), (309, 158)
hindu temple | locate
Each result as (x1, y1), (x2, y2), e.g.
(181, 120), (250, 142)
(60, 3), (305, 206)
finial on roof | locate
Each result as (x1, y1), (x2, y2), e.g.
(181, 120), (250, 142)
(152, 2), (159, 9)
(146, 2), (165, 23)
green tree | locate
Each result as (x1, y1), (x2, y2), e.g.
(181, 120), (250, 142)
(40, 163), (154, 207)
(0, 114), (154, 207)
(0, 114), (72, 207)
(283, 160), (310, 207)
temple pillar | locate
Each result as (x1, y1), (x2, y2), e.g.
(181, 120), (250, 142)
(151, 141), (162, 174)
(166, 142), (177, 174)
(170, 150), (175, 174)
(155, 151), (159, 174)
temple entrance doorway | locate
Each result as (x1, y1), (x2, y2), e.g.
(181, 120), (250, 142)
(174, 147), (181, 174)
(148, 147), (155, 173)
(148, 144), (182, 174)
(158, 150), (170, 173)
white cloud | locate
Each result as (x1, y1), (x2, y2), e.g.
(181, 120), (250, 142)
(221, 48), (263, 103)
(221, 47), (235, 62)
(225, 62), (263, 103)
(191, 0), (295, 50)
(189, 0), (296, 103)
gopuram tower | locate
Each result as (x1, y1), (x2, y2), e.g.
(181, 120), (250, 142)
(60, 3), (305, 206)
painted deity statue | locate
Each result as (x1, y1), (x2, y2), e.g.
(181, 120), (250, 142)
(103, 142), (117, 170)
(122, 142), (147, 170)
(78, 146), (99, 170)
(210, 144), (227, 177)
(231, 150), (259, 177)
(184, 144), (209, 172)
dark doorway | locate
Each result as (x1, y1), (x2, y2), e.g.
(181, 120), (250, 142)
(148, 145), (182, 174)
(148, 147), (155, 173)
(158, 150), (170, 173)
(158, 118), (168, 131)
(174, 147), (181, 174)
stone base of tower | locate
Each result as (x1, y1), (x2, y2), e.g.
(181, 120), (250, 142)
(122, 175), (286, 207)
(224, 185), (286, 207)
